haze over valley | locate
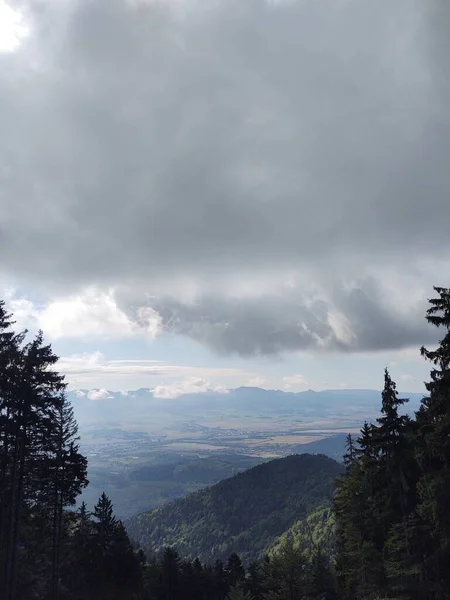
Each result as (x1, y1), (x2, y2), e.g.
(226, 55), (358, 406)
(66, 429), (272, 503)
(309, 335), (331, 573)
(71, 385), (423, 517)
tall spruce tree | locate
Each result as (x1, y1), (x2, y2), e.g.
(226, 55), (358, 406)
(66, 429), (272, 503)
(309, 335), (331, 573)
(343, 434), (356, 468)
(263, 539), (306, 600)
(226, 553), (245, 588)
(246, 560), (265, 600)
(67, 502), (95, 599)
(375, 370), (417, 597)
(93, 492), (118, 550)
(334, 289), (450, 600)
(415, 286), (450, 594)
(0, 302), (26, 596)
(90, 493), (142, 600)
(45, 395), (88, 600)
(4, 331), (66, 600)
(307, 545), (336, 600)
(226, 583), (252, 600)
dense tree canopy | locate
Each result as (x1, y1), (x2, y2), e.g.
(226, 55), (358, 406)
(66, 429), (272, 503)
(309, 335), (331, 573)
(334, 287), (450, 600)
(126, 453), (343, 564)
(0, 302), (139, 600)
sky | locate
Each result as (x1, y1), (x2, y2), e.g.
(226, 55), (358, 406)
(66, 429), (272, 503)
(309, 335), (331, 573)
(0, 0), (449, 396)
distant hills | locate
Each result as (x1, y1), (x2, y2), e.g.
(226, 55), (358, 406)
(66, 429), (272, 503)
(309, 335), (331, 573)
(125, 453), (344, 564)
(69, 385), (424, 429)
(80, 454), (267, 519)
(72, 385), (422, 520)
(289, 433), (348, 462)
(79, 437), (347, 519)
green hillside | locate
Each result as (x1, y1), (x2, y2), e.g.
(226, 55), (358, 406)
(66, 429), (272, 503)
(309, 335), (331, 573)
(269, 505), (336, 560)
(79, 454), (267, 519)
(125, 453), (343, 563)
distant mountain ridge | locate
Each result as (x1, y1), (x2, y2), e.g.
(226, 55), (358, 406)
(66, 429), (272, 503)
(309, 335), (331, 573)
(125, 453), (344, 564)
(69, 386), (424, 425)
(70, 385), (422, 399)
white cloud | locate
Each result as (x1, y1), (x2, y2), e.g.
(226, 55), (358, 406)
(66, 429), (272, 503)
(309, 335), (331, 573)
(87, 389), (113, 400)
(282, 373), (308, 391)
(327, 310), (356, 346)
(246, 376), (272, 388)
(3, 292), (39, 330)
(0, 2), (29, 53)
(152, 377), (229, 399)
(4, 288), (162, 341)
(60, 351), (105, 367)
(57, 352), (251, 390)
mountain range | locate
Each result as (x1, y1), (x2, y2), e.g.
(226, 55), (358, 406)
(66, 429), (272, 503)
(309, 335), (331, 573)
(71, 385), (424, 519)
(69, 385), (424, 429)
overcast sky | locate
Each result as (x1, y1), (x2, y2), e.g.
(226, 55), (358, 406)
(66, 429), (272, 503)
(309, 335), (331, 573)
(1, 0), (449, 396)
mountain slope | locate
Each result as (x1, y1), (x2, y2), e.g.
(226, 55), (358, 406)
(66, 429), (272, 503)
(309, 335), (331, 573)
(291, 433), (347, 462)
(269, 505), (336, 560)
(125, 453), (343, 563)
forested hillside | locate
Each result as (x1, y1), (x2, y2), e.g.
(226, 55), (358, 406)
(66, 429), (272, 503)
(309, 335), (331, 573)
(2, 286), (450, 600)
(126, 453), (343, 563)
(80, 454), (268, 519)
(269, 506), (336, 561)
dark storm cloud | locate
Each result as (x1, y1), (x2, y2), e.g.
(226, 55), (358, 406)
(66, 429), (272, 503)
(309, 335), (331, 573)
(126, 278), (437, 357)
(144, 294), (336, 357)
(0, 0), (449, 354)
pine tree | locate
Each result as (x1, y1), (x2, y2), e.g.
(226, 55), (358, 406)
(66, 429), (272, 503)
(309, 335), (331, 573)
(4, 331), (66, 600)
(334, 459), (372, 599)
(93, 492), (118, 550)
(415, 286), (450, 593)
(214, 558), (228, 600)
(226, 582), (252, 600)
(374, 370), (418, 597)
(335, 420), (386, 597)
(263, 539), (306, 600)
(67, 503), (96, 600)
(89, 494), (142, 600)
(0, 302), (26, 596)
(343, 434), (356, 468)
(246, 561), (265, 600)
(307, 546), (336, 600)
(106, 521), (142, 598)
(0, 302), (95, 599)
(161, 546), (182, 600)
(44, 394), (88, 600)
(226, 552), (245, 588)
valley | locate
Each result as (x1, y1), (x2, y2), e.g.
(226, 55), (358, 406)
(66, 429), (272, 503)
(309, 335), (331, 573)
(72, 386), (423, 517)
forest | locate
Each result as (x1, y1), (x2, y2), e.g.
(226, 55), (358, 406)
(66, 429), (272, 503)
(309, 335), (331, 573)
(0, 286), (450, 599)
(126, 453), (343, 564)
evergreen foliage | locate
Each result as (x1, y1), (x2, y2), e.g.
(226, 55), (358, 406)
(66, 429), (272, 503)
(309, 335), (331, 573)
(269, 506), (336, 561)
(334, 287), (450, 599)
(0, 302), (139, 600)
(2, 287), (450, 600)
(126, 453), (343, 563)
